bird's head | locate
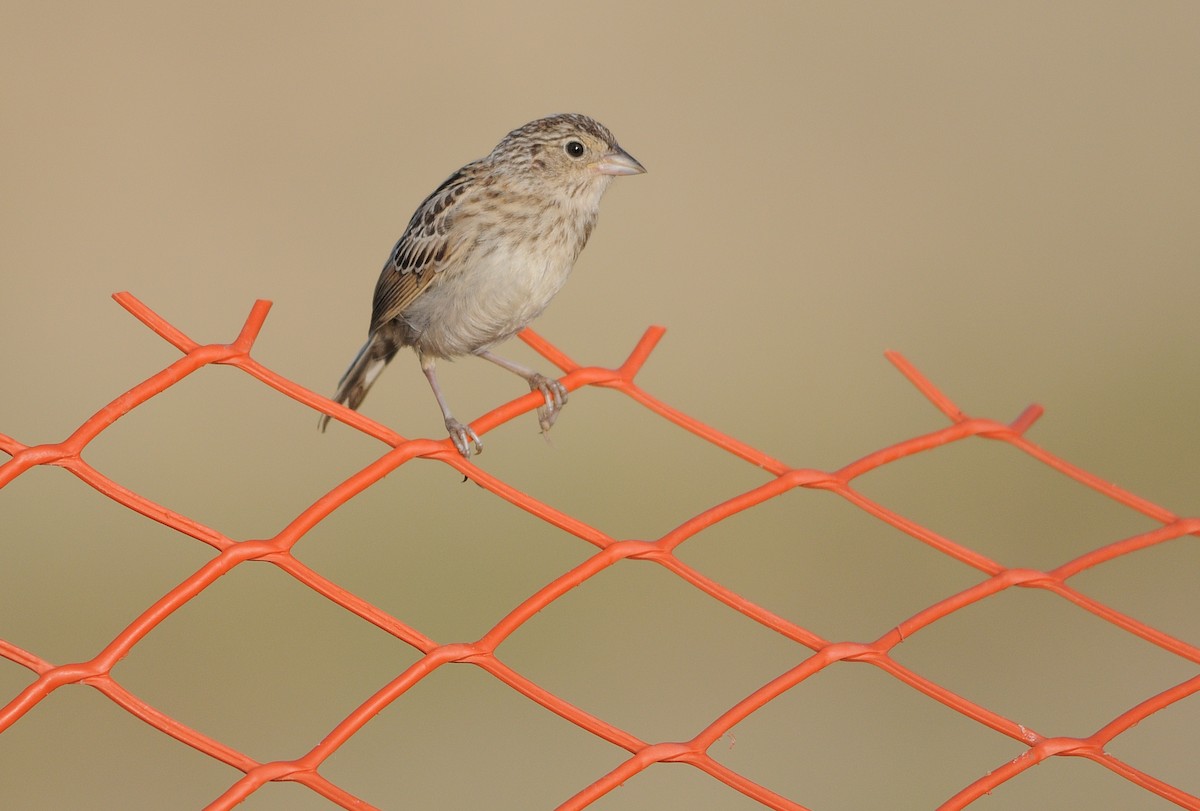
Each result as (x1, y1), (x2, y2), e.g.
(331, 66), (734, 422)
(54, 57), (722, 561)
(488, 113), (645, 191)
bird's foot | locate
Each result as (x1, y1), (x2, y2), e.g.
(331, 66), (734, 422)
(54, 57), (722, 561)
(529, 374), (568, 433)
(445, 418), (482, 458)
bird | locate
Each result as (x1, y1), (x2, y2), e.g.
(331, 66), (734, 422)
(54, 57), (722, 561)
(319, 113), (645, 458)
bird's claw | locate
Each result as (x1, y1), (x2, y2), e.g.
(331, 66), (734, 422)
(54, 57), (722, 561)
(529, 374), (568, 433)
(445, 418), (482, 458)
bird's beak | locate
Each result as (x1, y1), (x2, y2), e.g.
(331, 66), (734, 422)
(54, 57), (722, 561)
(594, 146), (646, 176)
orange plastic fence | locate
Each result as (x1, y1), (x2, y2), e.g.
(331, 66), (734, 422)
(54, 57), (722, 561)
(1, 293), (1197, 810)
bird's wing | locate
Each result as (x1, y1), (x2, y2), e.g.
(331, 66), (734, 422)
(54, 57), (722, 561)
(370, 163), (477, 331)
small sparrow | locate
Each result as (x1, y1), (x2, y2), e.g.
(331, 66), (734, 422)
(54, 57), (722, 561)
(320, 113), (645, 457)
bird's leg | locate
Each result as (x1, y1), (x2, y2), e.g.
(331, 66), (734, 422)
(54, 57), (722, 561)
(420, 354), (481, 458)
(476, 349), (568, 433)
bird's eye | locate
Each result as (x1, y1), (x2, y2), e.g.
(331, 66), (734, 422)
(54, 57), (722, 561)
(565, 140), (585, 158)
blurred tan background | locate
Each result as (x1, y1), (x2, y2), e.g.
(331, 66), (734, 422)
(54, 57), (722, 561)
(2, 2), (1198, 809)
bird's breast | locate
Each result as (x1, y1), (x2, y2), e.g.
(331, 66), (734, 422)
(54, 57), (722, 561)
(401, 230), (583, 358)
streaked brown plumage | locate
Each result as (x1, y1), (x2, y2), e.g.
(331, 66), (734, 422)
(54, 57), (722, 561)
(320, 114), (645, 457)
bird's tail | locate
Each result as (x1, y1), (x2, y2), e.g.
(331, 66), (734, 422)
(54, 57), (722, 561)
(318, 330), (401, 431)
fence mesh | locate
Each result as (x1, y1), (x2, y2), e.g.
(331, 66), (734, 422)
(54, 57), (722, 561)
(1, 292), (1197, 810)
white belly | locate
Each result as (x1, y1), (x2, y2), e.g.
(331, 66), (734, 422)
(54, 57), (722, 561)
(401, 238), (576, 358)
